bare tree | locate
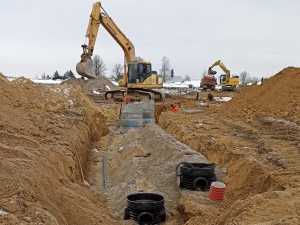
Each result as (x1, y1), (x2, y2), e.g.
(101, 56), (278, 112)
(135, 56), (144, 62)
(201, 69), (207, 78)
(248, 76), (260, 84)
(93, 54), (107, 76)
(183, 74), (191, 81)
(160, 56), (171, 82)
(110, 63), (123, 82)
(239, 71), (250, 85)
(41, 73), (46, 80)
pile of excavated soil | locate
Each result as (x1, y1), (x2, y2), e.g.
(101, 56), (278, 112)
(63, 76), (119, 94)
(151, 67), (300, 224)
(63, 76), (120, 102)
(216, 67), (300, 121)
(157, 105), (300, 224)
(0, 76), (117, 224)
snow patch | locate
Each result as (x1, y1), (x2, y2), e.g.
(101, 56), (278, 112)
(0, 209), (9, 215)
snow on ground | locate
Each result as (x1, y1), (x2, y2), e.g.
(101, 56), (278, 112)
(30, 79), (63, 84)
(214, 97), (232, 102)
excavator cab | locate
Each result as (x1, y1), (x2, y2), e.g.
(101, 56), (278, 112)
(220, 74), (227, 83)
(127, 62), (152, 84)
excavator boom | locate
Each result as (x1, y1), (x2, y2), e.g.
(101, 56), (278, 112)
(208, 60), (230, 76)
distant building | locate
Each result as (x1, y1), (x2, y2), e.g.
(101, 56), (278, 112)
(168, 76), (183, 83)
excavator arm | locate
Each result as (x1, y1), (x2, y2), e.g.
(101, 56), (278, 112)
(76, 1), (136, 82)
(76, 2), (101, 79)
(208, 60), (230, 76)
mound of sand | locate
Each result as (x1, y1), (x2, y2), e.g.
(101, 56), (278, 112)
(218, 67), (300, 121)
(63, 76), (119, 95)
(0, 76), (116, 224)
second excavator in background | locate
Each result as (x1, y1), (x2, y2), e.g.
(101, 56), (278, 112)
(76, 2), (164, 101)
(207, 60), (239, 91)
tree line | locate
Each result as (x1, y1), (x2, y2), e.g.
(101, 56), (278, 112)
(37, 54), (262, 84)
(36, 70), (76, 80)
(92, 54), (184, 82)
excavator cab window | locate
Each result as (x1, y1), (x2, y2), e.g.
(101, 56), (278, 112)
(138, 63), (151, 83)
(128, 63), (138, 83)
(220, 75), (226, 83)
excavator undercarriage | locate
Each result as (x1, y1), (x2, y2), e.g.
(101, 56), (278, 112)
(105, 89), (165, 102)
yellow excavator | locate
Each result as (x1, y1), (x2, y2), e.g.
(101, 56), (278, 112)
(76, 2), (164, 101)
(208, 60), (239, 91)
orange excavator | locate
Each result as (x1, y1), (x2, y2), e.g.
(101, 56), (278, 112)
(76, 2), (164, 101)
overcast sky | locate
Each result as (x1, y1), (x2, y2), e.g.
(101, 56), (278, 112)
(1, 0), (299, 80)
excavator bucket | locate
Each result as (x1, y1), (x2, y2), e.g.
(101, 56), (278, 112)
(208, 68), (217, 75)
(76, 58), (97, 79)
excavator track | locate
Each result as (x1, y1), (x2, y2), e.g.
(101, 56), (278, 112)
(105, 89), (165, 102)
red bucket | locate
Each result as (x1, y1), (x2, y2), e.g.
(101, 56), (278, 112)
(208, 181), (226, 202)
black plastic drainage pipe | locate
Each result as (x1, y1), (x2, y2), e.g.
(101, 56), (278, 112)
(103, 120), (120, 190)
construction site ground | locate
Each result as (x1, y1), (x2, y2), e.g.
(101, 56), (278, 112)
(0, 67), (300, 225)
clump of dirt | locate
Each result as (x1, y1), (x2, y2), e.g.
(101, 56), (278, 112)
(217, 67), (300, 121)
(0, 76), (116, 224)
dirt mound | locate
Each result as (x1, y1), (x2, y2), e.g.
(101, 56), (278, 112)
(0, 72), (5, 79)
(63, 77), (120, 102)
(157, 106), (300, 224)
(0, 77), (116, 224)
(62, 78), (89, 88)
(63, 76), (119, 93)
(217, 67), (300, 121)
(83, 76), (120, 94)
(62, 76), (119, 94)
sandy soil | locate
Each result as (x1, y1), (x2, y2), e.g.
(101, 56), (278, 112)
(1, 67), (300, 225)
(0, 75), (116, 224)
